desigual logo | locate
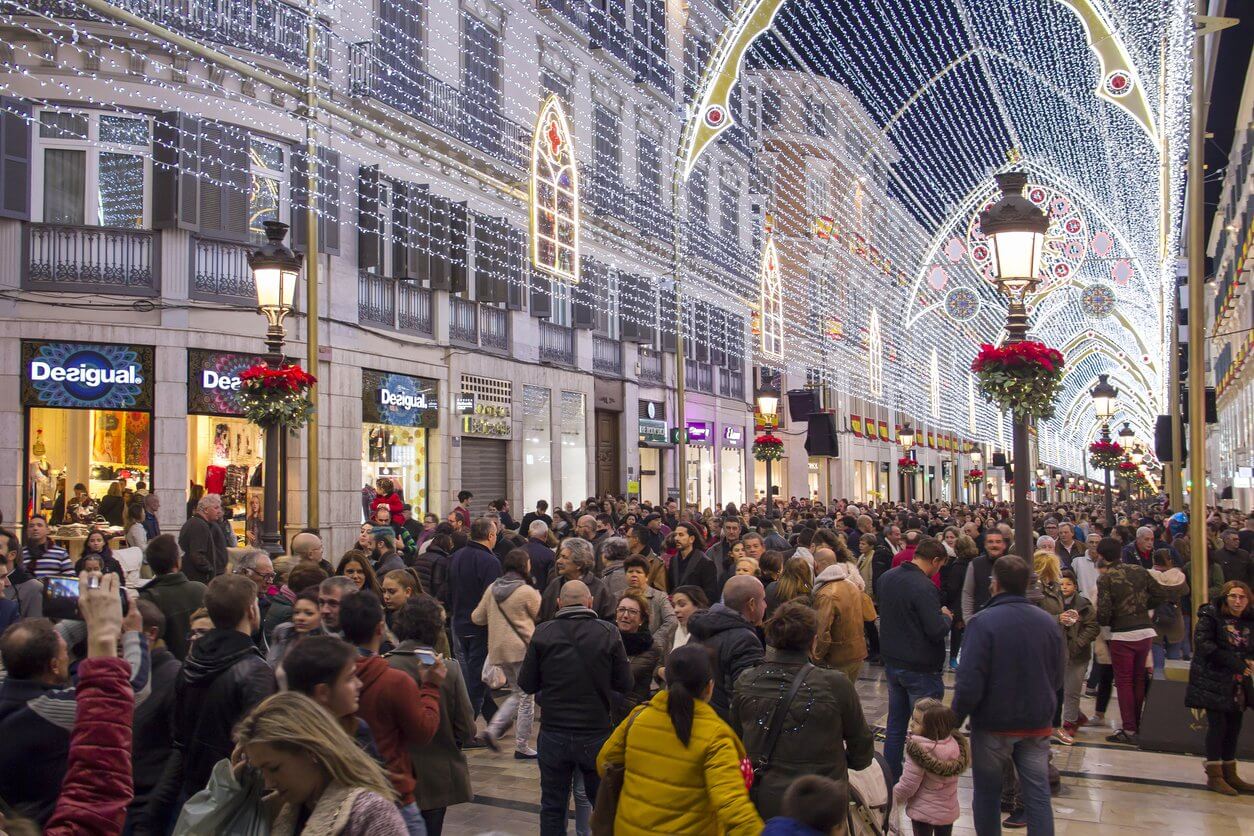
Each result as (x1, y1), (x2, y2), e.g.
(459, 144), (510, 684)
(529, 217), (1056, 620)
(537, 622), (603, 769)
(380, 387), (432, 411)
(201, 370), (242, 391)
(31, 354), (143, 400)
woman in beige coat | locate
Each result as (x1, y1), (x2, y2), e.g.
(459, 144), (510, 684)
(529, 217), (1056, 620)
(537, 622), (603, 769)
(471, 548), (542, 757)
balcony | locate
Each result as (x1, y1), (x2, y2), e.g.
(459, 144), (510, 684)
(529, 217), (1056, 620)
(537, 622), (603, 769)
(350, 42), (527, 170)
(589, 171), (632, 224)
(685, 359), (715, 394)
(628, 190), (675, 243)
(357, 271), (433, 338)
(537, 0), (588, 34)
(539, 320), (575, 366)
(589, 5), (630, 66)
(24, 223), (159, 295)
(449, 296), (479, 346)
(593, 335), (622, 375)
(190, 235), (254, 304)
(480, 305), (511, 353)
(631, 45), (675, 100)
(7, 0), (330, 77)
(639, 347), (664, 384)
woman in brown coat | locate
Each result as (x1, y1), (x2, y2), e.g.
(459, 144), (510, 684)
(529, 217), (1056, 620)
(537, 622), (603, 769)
(811, 561), (877, 682)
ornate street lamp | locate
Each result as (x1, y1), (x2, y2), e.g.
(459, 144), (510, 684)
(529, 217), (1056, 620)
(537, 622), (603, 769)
(1090, 373), (1119, 527)
(756, 390), (780, 512)
(249, 220), (303, 556)
(980, 171), (1049, 559)
(898, 423), (915, 504)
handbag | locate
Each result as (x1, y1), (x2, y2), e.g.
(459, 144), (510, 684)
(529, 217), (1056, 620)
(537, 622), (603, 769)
(750, 663), (814, 802)
(173, 758), (271, 835)
(590, 705), (645, 836)
(480, 587), (532, 688)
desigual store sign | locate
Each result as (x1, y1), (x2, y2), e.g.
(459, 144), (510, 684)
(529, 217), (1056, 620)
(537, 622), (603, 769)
(187, 349), (265, 416)
(22, 340), (155, 409)
(363, 370), (440, 428)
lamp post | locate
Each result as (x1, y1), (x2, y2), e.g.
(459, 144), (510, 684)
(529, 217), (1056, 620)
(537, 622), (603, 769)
(898, 423), (915, 506)
(249, 220), (303, 557)
(979, 172), (1048, 560)
(1090, 373), (1118, 528)
(756, 391), (779, 514)
(1117, 422), (1136, 503)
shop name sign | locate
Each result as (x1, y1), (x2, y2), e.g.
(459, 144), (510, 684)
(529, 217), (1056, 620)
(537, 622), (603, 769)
(461, 399), (512, 438)
(362, 370), (439, 428)
(23, 341), (155, 410)
(188, 349), (262, 416)
(201, 369), (242, 391)
(639, 418), (668, 445)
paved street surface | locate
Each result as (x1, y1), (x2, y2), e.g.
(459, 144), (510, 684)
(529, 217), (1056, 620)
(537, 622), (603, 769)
(441, 665), (1254, 835)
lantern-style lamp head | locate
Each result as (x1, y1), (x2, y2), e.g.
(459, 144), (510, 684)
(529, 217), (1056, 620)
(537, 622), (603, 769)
(1118, 422), (1135, 441)
(249, 221), (303, 328)
(899, 424), (915, 451)
(1131, 446), (1144, 466)
(1090, 374), (1118, 422)
(756, 393), (779, 420)
(978, 172), (1049, 298)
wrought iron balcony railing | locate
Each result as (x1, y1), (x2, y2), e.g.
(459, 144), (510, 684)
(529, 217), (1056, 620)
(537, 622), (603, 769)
(539, 320), (576, 366)
(24, 222), (159, 295)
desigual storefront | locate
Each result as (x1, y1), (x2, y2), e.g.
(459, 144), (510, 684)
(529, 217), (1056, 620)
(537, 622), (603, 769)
(362, 369), (440, 518)
(21, 340), (155, 521)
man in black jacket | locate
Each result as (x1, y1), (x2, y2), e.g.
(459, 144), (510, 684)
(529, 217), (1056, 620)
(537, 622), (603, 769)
(524, 519), (557, 588)
(705, 516), (743, 588)
(176, 493), (228, 583)
(871, 525), (901, 599)
(139, 573), (276, 834)
(129, 599), (182, 830)
(668, 522), (719, 605)
(687, 574), (766, 720)
(520, 580), (631, 836)
(877, 538), (952, 782)
(962, 529), (1008, 623)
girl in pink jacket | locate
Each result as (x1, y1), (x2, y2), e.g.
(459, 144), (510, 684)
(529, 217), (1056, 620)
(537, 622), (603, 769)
(892, 698), (970, 836)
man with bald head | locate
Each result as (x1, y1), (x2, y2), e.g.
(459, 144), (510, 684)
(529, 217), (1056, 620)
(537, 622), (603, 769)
(688, 574), (766, 720)
(290, 531), (333, 574)
(520, 578), (632, 835)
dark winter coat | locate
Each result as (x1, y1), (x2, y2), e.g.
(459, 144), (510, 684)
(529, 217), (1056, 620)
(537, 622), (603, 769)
(413, 545), (451, 607)
(176, 515), (228, 583)
(877, 562), (951, 673)
(538, 570), (615, 622)
(612, 628), (660, 725)
(871, 540), (895, 599)
(688, 603), (765, 720)
(447, 541), (502, 636)
(668, 547), (720, 607)
(1060, 592), (1100, 664)
(130, 647), (181, 815)
(729, 648), (874, 820)
(1185, 598), (1254, 713)
(1096, 562), (1169, 633)
(523, 538), (557, 588)
(1213, 548), (1254, 588)
(140, 629), (276, 828)
(138, 571), (207, 661)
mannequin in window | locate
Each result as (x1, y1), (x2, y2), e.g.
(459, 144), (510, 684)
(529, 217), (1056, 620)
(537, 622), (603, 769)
(29, 458), (52, 514)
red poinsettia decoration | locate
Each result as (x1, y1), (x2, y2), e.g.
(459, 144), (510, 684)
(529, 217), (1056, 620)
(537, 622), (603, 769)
(964, 468), (985, 485)
(239, 364), (317, 392)
(971, 341), (1065, 374)
(971, 341), (1066, 421)
(752, 434), (784, 462)
(1089, 440), (1124, 470)
(1117, 460), (1139, 473)
(897, 457), (921, 475)
(238, 363), (317, 429)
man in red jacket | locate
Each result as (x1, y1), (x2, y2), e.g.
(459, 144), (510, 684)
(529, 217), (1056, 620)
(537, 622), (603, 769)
(340, 590), (445, 834)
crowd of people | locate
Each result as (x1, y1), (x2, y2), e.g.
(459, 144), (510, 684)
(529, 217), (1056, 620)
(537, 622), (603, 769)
(1, 482), (1252, 835)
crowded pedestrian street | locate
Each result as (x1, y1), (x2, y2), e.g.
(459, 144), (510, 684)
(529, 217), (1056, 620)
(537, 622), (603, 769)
(1, 0), (1253, 832)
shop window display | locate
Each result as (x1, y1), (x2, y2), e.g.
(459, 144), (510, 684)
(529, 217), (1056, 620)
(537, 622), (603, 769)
(361, 370), (438, 518)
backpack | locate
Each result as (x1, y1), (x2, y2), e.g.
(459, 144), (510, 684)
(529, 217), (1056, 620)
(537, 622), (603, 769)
(1152, 598), (1179, 631)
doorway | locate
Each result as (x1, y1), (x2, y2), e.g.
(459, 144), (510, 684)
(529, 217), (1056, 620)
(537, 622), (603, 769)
(595, 410), (621, 496)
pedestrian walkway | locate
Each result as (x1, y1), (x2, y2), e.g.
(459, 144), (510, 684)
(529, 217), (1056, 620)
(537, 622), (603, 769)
(440, 665), (1254, 835)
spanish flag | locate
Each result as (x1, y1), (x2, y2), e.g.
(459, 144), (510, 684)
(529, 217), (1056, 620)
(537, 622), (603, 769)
(878, 421), (889, 441)
(851, 415), (863, 437)
(814, 215), (834, 239)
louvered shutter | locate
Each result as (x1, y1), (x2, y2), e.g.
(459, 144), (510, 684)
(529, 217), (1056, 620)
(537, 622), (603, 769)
(659, 284), (677, 351)
(153, 111), (199, 230)
(404, 183), (428, 280)
(619, 272), (642, 343)
(426, 193), (451, 290)
(505, 221), (525, 310)
(0, 98), (31, 220)
(709, 307), (726, 366)
(448, 200), (468, 294)
(529, 270), (552, 318)
(357, 165), (380, 270)
(572, 258), (597, 329)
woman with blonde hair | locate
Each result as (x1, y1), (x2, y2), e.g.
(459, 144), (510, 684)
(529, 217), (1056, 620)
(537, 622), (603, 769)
(231, 691), (406, 834)
(771, 557), (813, 608)
(1033, 550), (1065, 616)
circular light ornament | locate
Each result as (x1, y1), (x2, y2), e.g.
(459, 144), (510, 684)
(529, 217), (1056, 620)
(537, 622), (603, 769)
(1104, 71), (1133, 97)
(927, 266), (948, 291)
(703, 105), (726, 128)
(968, 181), (1087, 292)
(944, 287), (980, 322)
(1081, 282), (1117, 318)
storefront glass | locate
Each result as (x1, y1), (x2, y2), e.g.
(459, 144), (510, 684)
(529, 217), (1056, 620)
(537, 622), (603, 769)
(808, 459), (822, 502)
(22, 340), (154, 525)
(561, 391), (588, 504)
(638, 400), (667, 507)
(685, 422), (714, 511)
(719, 425), (745, 508)
(361, 369), (438, 517)
(187, 349), (267, 545)
(523, 386), (552, 511)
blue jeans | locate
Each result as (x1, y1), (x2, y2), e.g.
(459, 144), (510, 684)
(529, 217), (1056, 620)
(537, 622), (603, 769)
(537, 728), (608, 836)
(455, 628), (496, 720)
(970, 731), (1053, 835)
(884, 666), (944, 782)
(399, 801), (428, 836)
(1151, 639), (1186, 680)
(569, 771), (591, 836)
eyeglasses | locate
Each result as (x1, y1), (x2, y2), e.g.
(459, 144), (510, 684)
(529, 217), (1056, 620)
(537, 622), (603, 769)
(1226, 592), (1249, 601)
(242, 568), (276, 583)
(616, 607), (642, 617)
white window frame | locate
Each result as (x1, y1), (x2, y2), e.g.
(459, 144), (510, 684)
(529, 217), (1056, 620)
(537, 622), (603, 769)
(759, 235), (783, 358)
(31, 108), (152, 228)
(248, 135), (289, 244)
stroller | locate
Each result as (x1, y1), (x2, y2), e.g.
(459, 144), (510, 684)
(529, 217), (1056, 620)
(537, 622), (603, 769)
(847, 751), (895, 836)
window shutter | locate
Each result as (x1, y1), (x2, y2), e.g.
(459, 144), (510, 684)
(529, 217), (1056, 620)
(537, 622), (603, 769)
(529, 271), (552, 318)
(390, 178), (409, 278)
(404, 183), (428, 280)
(505, 221), (525, 310)
(619, 273), (642, 343)
(694, 301), (711, 362)
(319, 149), (341, 255)
(572, 258), (597, 329)
(473, 213), (508, 303)
(427, 193), (451, 290)
(710, 307), (726, 366)
(153, 111), (199, 230)
(357, 165), (380, 270)
(449, 200), (469, 294)
(659, 285), (677, 351)
(0, 98), (31, 220)
(197, 121), (227, 238)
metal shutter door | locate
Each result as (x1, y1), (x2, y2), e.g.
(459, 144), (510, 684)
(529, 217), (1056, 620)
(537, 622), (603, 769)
(459, 438), (508, 511)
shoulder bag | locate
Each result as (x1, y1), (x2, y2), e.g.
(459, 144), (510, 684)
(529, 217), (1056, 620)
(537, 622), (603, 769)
(590, 705), (645, 836)
(750, 663), (813, 804)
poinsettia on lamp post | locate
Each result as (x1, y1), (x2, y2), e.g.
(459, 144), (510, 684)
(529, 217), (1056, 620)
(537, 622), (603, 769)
(1090, 373), (1119, 526)
(249, 220), (305, 556)
(978, 171), (1050, 560)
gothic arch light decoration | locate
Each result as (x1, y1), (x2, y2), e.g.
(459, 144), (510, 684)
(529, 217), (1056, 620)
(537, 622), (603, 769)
(868, 307), (883, 397)
(529, 94), (580, 283)
(760, 235), (784, 357)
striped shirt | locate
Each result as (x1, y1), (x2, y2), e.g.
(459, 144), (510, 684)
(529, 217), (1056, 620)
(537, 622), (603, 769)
(22, 543), (72, 578)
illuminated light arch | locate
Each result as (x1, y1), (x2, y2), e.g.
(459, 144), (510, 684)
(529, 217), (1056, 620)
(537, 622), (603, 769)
(867, 307), (883, 397)
(1053, 0), (1157, 138)
(760, 236), (784, 357)
(529, 94), (580, 283)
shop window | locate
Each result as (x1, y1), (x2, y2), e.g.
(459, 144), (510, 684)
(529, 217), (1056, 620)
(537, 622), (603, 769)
(560, 391), (588, 503)
(523, 386), (552, 510)
(34, 109), (150, 227)
(248, 136), (288, 244)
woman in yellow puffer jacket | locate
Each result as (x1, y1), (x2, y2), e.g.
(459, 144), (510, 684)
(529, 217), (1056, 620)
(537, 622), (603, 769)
(596, 643), (764, 835)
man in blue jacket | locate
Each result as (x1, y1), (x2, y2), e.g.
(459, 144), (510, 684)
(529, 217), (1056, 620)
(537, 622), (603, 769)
(952, 555), (1065, 835)
(448, 517), (501, 721)
(876, 537), (952, 782)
